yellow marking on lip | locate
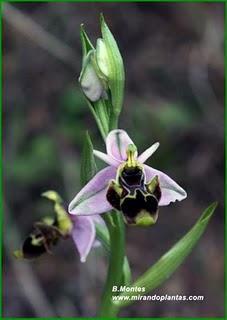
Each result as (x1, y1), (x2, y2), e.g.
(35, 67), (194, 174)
(126, 144), (137, 167)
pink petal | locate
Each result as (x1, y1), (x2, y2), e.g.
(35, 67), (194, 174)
(68, 166), (116, 216)
(90, 215), (106, 247)
(144, 165), (187, 206)
(71, 216), (95, 262)
(138, 142), (160, 164)
(93, 150), (120, 167)
(106, 129), (136, 161)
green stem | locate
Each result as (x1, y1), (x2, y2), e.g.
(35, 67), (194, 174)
(98, 211), (125, 317)
(109, 110), (119, 131)
(95, 221), (131, 285)
(93, 89), (126, 316)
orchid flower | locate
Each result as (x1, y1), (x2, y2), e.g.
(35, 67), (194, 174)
(14, 191), (104, 263)
(69, 129), (187, 226)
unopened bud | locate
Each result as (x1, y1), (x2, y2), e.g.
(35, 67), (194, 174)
(79, 50), (106, 102)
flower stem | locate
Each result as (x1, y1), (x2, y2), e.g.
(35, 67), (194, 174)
(95, 222), (131, 285)
(98, 211), (125, 317)
(109, 110), (119, 131)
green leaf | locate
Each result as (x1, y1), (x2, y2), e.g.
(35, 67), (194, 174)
(100, 14), (125, 123)
(113, 202), (217, 308)
(93, 99), (109, 135)
(80, 131), (97, 186)
(80, 24), (94, 64)
(85, 98), (109, 141)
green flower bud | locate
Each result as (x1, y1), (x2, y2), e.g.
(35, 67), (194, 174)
(78, 15), (125, 134)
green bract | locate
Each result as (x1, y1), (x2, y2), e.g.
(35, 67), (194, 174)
(80, 131), (97, 186)
(100, 14), (125, 119)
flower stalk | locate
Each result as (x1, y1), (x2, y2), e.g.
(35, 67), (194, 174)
(98, 211), (125, 317)
(80, 130), (128, 316)
(95, 221), (131, 286)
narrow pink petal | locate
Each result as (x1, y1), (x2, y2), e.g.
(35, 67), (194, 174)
(93, 150), (120, 167)
(138, 142), (160, 164)
(71, 216), (95, 262)
(68, 166), (116, 216)
(144, 165), (187, 206)
(106, 129), (136, 161)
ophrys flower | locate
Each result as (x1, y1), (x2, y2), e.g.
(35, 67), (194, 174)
(69, 130), (187, 226)
(14, 191), (103, 263)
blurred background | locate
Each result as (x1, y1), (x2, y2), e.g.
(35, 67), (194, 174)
(3, 2), (224, 317)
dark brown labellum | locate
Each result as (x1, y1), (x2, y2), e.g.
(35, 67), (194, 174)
(21, 222), (62, 259)
(106, 164), (161, 226)
(120, 189), (158, 225)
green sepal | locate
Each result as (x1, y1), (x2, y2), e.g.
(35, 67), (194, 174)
(80, 131), (97, 186)
(113, 202), (217, 308)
